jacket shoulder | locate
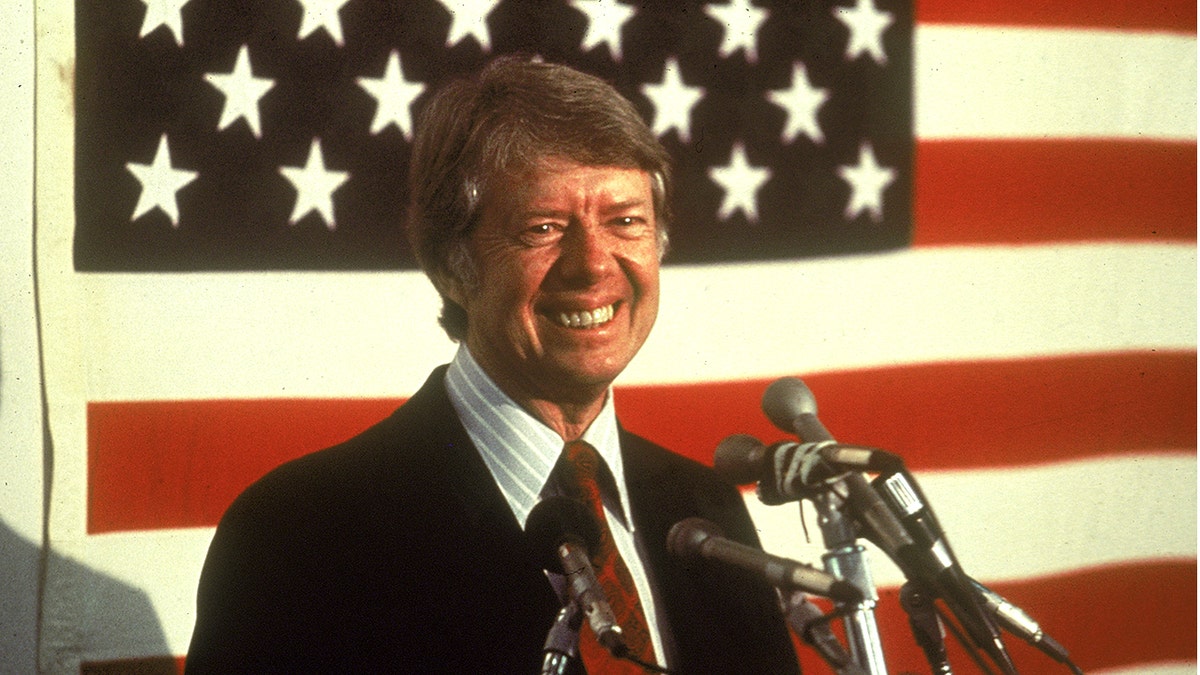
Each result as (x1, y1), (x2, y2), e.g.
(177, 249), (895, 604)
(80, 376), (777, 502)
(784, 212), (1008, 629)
(225, 366), (460, 514)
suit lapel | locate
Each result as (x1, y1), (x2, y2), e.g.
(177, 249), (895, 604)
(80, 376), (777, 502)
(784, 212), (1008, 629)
(404, 365), (538, 557)
(400, 366), (563, 613)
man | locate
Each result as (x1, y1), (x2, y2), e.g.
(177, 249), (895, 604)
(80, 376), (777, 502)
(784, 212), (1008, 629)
(186, 57), (800, 674)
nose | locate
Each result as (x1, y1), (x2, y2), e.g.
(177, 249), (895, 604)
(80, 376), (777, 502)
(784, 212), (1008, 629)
(557, 222), (613, 285)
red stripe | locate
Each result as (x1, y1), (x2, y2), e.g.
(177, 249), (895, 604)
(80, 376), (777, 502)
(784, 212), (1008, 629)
(917, 0), (1197, 34)
(796, 559), (1196, 674)
(87, 399), (401, 534)
(914, 140), (1197, 246)
(87, 351), (1194, 534)
(620, 350), (1196, 470)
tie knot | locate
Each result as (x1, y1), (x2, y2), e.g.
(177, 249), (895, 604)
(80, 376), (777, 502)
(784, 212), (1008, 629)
(558, 440), (617, 514)
(564, 439), (601, 481)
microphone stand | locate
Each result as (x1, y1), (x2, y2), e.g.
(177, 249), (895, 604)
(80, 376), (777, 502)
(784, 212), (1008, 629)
(809, 484), (888, 675)
(783, 590), (868, 675)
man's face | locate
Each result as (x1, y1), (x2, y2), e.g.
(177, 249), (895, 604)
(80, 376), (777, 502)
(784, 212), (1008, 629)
(450, 157), (661, 406)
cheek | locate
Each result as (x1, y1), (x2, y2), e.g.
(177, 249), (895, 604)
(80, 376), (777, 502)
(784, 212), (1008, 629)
(628, 249), (662, 305)
(472, 258), (549, 328)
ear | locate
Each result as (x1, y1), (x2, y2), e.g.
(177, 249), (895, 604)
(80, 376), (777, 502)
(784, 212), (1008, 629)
(430, 268), (465, 309)
(431, 243), (474, 310)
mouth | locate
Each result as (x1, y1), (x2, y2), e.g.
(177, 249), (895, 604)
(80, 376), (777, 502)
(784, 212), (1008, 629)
(552, 302), (617, 329)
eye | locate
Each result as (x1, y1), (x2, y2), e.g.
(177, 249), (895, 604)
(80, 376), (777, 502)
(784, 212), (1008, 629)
(609, 214), (653, 238)
(518, 222), (564, 246)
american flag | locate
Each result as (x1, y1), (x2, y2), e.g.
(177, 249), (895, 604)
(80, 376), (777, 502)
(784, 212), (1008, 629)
(35, 0), (1194, 672)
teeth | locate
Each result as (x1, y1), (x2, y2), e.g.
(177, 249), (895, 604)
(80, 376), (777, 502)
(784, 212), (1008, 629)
(557, 304), (614, 329)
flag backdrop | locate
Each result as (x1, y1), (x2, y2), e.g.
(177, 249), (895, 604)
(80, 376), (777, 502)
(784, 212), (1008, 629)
(34, 0), (1195, 673)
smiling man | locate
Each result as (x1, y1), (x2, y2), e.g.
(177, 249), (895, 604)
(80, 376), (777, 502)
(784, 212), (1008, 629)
(186, 58), (800, 674)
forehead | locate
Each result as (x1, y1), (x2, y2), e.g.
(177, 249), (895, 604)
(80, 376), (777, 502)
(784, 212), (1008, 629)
(498, 157), (652, 212)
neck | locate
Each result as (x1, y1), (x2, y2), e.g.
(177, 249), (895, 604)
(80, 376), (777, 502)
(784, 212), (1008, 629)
(520, 395), (606, 442)
(461, 345), (612, 442)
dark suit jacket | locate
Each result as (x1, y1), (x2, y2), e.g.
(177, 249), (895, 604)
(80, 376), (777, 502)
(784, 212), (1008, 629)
(186, 367), (800, 674)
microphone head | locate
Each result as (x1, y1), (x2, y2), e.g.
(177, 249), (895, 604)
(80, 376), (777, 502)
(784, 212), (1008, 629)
(666, 517), (723, 561)
(761, 377), (818, 433)
(525, 496), (602, 574)
(713, 434), (769, 485)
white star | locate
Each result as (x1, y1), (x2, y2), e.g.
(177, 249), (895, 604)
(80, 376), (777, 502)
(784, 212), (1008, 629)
(440, 0), (498, 51)
(280, 139), (350, 229)
(295, 0), (350, 46)
(767, 62), (829, 145)
(572, 0), (636, 62)
(357, 51), (425, 138)
(204, 46), (275, 138)
(705, 0), (768, 63)
(138, 0), (191, 45)
(832, 0), (893, 64)
(126, 135), (198, 227)
(641, 57), (705, 143)
(709, 142), (771, 223)
(837, 142), (895, 222)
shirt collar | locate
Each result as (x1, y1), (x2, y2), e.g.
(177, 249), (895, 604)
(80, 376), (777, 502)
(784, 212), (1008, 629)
(445, 345), (631, 530)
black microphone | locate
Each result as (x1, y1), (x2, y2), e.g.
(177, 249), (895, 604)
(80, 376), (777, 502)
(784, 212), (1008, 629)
(900, 582), (952, 675)
(712, 433), (774, 486)
(874, 470), (1025, 673)
(762, 377), (1016, 674)
(714, 434), (903, 504)
(540, 604), (581, 675)
(526, 496), (628, 658)
(666, 517), (863, 603)
(715, 434), (915, 556)
(762, 377), (836, 445)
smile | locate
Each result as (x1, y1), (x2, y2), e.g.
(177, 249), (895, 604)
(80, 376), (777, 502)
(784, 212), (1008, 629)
(555, 303), (615, 329)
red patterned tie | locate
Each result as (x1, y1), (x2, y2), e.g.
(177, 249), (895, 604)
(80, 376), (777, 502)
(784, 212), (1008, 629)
(560, 440), (656, 673)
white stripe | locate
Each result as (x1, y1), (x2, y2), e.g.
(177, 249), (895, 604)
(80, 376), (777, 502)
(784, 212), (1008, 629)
(1095, 663), (1197, 675)
(51, 452), (1194, 661)
(62, 243), (1195, 400)
(749, 453), (1197, 586)
(916, 26), (1197, 140)
(638, 242), (1195, 385)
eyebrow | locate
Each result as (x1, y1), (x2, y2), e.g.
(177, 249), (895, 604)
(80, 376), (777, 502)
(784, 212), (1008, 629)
(519, 197), (651, 220)
(600, 197), (651, 215)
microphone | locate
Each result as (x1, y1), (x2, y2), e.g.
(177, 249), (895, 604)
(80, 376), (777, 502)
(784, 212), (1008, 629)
(899, 583), (951, 675)
(874, 470), (1023, 673)
(873, 470), (978, 595)
(666, 517), (863, 603)
(712, 433), (774, 486)
(762, 376), (835, 445)
(714, 434), (902, 504)
(526, 496), (628, 657)
(540, 604), (580, 675)
(715, 433), (914, 555)
(762, 377), (1016, 674)
(971, 579), (1072, 665)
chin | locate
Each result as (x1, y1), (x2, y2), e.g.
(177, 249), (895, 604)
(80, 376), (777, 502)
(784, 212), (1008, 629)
(549, 358), (628, 391)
